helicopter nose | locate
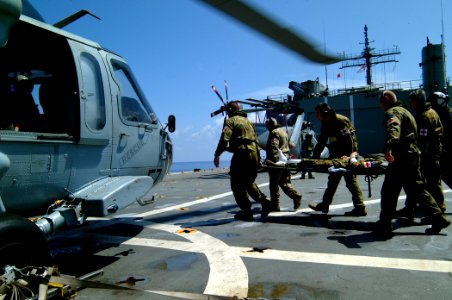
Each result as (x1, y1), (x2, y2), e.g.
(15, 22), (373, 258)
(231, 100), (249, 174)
(0, 152), (11, 180)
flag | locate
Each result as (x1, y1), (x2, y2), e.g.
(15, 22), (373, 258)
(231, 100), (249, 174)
(337, 73), (341, 78)
(357, 63), (367, 73)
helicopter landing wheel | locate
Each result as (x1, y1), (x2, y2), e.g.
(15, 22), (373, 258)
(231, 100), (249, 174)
(0, 213), (50, 270)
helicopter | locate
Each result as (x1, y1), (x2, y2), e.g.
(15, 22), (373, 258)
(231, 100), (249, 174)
(209, 82), (310, 158)
(0, 0), (176, 267)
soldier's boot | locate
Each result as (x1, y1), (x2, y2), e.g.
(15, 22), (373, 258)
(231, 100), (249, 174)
(234, 210), (253, 222)
(293, 195), (302, 210)
(344, 206), (367, 217)
(425, 215), (451, 235)
(373, 220), (394, 238)
(269, 198), (280, 212)
(261, 200), (272, 218)
(394, 206), (415, 222)
(308, 202), (329, 213)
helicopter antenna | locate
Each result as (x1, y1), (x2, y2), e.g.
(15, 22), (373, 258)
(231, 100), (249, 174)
(53, 9), (101, 29)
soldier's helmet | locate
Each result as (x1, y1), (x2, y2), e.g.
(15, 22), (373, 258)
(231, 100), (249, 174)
(430, 91), (449, 108)
(409, 89), (426, 105)
(226, 101), (241, 116)
(315, 102), (335, 118)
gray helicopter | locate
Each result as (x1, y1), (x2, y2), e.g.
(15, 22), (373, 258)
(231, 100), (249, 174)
(0, 0), (176, 267)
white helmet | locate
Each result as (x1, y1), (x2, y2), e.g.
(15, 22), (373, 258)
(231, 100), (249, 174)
(432, 91), (449, 107)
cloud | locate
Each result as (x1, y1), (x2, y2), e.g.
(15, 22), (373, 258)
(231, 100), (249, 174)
(170, 119), (225, 162)
(190, 123), (219, 140)
(170, 124), (194, 138)
(242, 85), (292, 99)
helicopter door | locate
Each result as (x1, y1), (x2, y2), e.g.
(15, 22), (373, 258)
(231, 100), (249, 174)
(108, 58), (162, 178)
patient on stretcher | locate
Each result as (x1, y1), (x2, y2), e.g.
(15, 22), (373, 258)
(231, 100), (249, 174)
(298, 152), (388, 175)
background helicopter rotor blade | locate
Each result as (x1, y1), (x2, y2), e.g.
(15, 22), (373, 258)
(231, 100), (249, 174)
(241, 108), (267, 114)
(198, 0), (341, 64)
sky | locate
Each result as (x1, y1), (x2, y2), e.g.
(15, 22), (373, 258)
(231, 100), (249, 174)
(29, 0), (452, 163)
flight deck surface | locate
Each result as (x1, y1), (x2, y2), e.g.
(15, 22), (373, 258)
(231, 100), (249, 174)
(48, 169), (452, 299)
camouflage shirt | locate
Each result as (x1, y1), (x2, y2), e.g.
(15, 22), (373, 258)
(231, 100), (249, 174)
(383, 104), (418, 154)
(214, 111), (260, 156)
(415, 103), (443, 158)
(313, 113), (358, 158)
(265, 125), (289, 162)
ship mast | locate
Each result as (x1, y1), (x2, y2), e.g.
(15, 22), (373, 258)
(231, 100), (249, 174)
(339, 25), (401, 86)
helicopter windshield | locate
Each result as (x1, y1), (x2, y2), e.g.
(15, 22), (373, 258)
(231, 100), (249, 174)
(111, 60), (158, 126)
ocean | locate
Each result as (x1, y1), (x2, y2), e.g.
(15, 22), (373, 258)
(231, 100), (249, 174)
(170, 160), (230, 173)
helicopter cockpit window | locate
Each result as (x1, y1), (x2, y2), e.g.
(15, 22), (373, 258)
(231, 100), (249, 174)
(111, 61), (157, 126)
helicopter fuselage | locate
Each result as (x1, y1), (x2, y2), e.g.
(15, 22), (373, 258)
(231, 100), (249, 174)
(0, 15), (173, 220)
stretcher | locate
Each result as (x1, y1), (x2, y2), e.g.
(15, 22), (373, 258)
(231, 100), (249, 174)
(264, 153), (388, 197)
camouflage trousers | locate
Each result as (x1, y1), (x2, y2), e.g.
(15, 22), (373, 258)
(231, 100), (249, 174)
(322, 172), (364, 208)
(379, 152), (445, 223)
(297, 157), (370, 209)
(229, 150), (267, 212)
(268, 169), (301, 210)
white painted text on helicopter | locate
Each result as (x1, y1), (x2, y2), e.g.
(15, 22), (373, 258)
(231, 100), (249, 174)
(119, 138), (147, 167)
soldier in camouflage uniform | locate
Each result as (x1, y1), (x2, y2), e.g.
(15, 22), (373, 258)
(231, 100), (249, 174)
(214, 101), (271, 221)
(265, 117), (302, 211)
(396, 89), (445, 219)
(430, 91), (452, 190)
(308, 103), (367, 216)
(375, 90), (450, 235)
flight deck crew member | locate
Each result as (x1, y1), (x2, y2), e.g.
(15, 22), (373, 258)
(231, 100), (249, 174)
(375, 90), (450, 235)
(265, 117), (302, 211)
(214, 101), (271, 221)
(430, 91), (452, 190)
(397, 89), (445, 219)
(300, 121), (316, 179)
(308, 103), (367, 216)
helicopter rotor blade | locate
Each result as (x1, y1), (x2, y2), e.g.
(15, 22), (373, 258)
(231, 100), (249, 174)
(242, 108), (267, 114)
(198, 0), (340, 64)
(211, 106), (226, 117)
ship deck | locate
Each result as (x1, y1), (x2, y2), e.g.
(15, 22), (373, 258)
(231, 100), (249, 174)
(48, 168), (452, 299)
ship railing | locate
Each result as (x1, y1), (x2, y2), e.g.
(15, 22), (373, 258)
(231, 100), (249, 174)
(383, 79), (422, 91)
(329, 79), (422, 96)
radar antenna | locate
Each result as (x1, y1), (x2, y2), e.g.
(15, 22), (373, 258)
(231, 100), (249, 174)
(338, 25), (401, 86)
